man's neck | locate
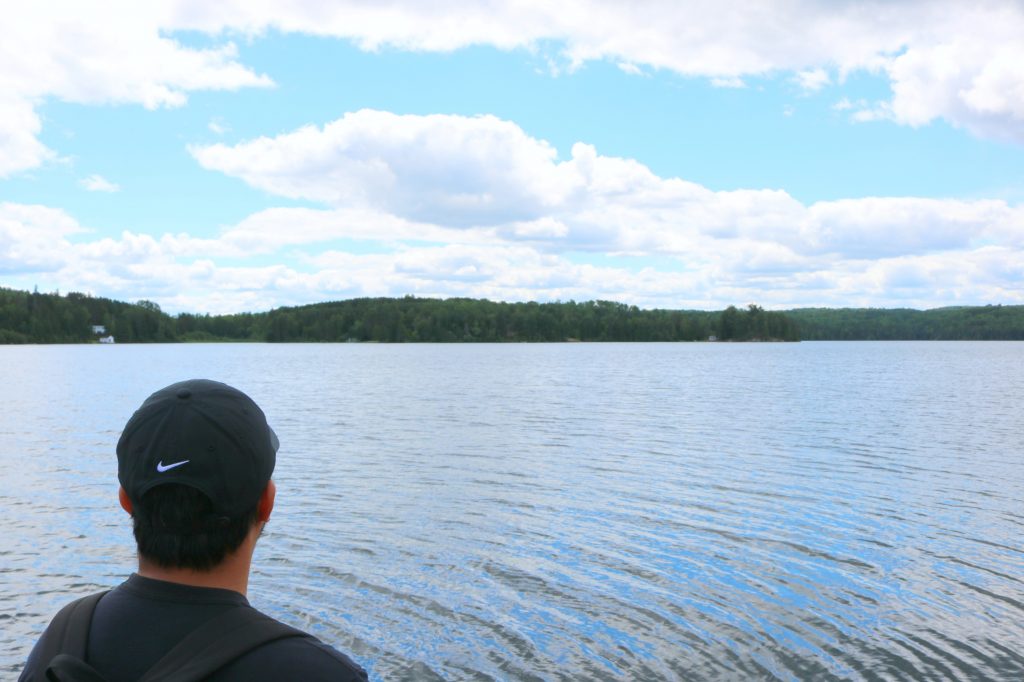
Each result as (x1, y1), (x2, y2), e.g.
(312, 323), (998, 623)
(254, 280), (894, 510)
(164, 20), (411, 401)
(136, 532), (256, 596)
(137, 561), (250, 596)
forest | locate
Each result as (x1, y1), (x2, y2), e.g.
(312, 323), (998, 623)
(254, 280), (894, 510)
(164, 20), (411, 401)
(785, 306), (1024, 340)
(0, 288), (797, 343)
(4, 286), (1022, 343)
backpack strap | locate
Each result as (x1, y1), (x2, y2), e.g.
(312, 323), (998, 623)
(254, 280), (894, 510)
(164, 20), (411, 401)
(44, 654), (108, 682)
(35, 591), (109, 680)
(139, 606), (308, 682)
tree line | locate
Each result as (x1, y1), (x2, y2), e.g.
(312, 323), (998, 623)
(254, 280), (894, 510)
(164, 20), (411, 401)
(785, 305), (1024, 340)
(0, 289), (177, 343)
(6, 286), (1023, 343)
(0, 288), (798, 343)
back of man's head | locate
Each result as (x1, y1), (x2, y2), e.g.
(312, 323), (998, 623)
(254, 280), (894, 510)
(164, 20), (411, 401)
(116, 379), (278, 571)
(129, 484), (257, 570)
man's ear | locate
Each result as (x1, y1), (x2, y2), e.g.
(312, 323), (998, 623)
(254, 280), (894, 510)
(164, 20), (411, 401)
(257, 480), (276, 523)
(118, 486), (133, 515)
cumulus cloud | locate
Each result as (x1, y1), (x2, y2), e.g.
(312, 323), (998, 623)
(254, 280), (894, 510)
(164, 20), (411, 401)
(217, 206), (495, 253)
(0, 96), (54, 177)
(0, 202), (83, 273)
(884, 35), (1024, 140)
(6, 105), (1022, 312)
(191, 110), (576, 227)
(194, 111), (1024, 262)
(9, 211), (1021, 314)
(164, 0), (1024, 142)
(1, 0), (1023, 177)
(0, 1), (272, 177)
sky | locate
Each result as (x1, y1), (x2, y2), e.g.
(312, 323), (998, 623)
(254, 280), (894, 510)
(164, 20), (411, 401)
(1, 1), (1023, 314)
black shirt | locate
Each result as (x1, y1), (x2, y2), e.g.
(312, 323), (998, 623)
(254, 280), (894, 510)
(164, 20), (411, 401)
(19, 574), (368, 681)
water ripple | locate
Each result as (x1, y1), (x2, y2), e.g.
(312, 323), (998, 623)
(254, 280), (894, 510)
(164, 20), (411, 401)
(2, 342), (1024, 680)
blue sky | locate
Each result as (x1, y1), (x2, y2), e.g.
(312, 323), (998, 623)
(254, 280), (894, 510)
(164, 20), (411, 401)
(2, 2), (1023, 313)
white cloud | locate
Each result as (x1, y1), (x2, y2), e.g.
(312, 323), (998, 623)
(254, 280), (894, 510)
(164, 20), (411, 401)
(217, 206), (496, 254)
(0, 3), (272, 107)
(0, 96), (54, 177)
(191, 110), (577, 227)
(5, 199), (1022, 314)
(166, 0), (1024, 141)
(9, 106), (1021, 312)
(832, 97), (866, 112)
(80, 174), (120, 192)
(169, 0), (894, 76)
(803, 197), (1017, 258)
(711, 77), (746, 89)
(0, 202), (83, 273)
(195, 111), (1024, 262)
(795, 68), (830, 92)
(0, 1), (272, 177)
(850, 102), (892, 123)
(1, 0), (1023, 177)
(617, 62), (644, 77)
(884, 36), (1024, 140)
(208, 118), (230, 135)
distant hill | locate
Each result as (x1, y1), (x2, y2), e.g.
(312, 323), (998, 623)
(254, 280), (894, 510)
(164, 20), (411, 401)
(785, 305), (1024, 340)
(0, 288), (176, 344)
(0, 287), (798, 343)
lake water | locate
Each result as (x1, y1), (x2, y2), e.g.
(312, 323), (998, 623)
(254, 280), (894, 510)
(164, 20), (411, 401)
(1, 342), (1023, 680)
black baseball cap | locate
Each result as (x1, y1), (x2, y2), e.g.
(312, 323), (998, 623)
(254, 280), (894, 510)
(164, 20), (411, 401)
(116, 379), (278, 518)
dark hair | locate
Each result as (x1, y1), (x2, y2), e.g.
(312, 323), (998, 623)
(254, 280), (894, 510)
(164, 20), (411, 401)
(131, 484), (259, 571)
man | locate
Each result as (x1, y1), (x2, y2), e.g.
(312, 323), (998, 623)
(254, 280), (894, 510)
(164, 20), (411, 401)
(19, 379), (368, 681)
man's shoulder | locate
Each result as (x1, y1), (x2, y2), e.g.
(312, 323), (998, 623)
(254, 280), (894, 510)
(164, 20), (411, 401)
(214, 614), (368, 682)
(20, 587), (369, 682)
(109, 575), (369, 678)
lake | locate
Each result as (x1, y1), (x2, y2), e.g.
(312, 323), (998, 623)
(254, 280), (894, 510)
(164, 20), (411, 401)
(1, 342), (1023, 680)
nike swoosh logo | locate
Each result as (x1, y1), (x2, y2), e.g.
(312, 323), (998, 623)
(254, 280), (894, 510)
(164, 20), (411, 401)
(156, 459), (190, 473)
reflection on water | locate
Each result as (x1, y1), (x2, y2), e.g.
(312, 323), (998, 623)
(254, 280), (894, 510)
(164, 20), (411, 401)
(2, 342), (1023, 680)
